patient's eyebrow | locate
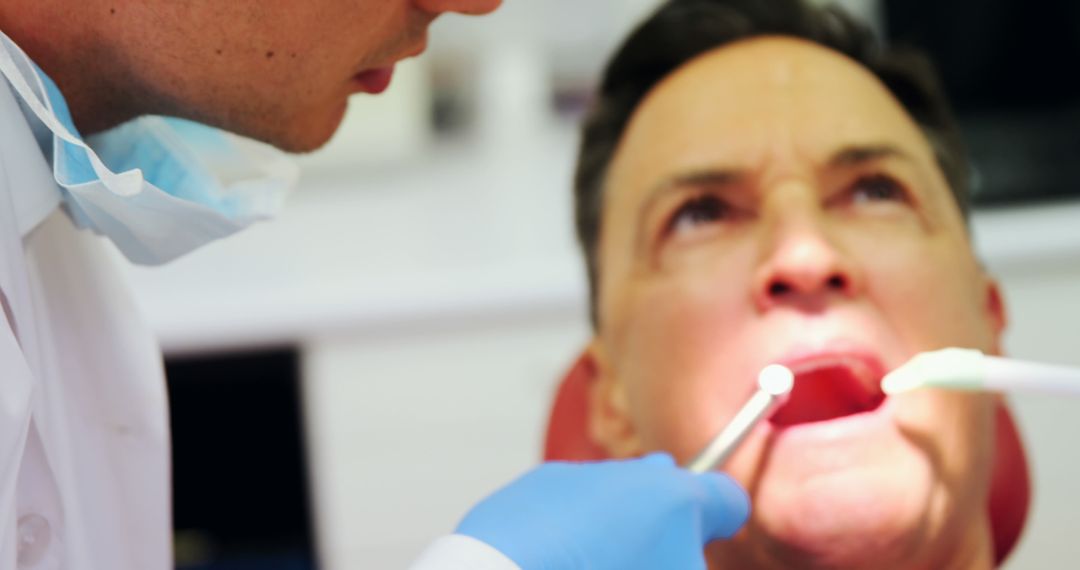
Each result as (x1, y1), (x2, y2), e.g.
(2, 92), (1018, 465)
(641, 168), (745, 213)
(828, 143), (913, 168)
(635, 144), (913, 224)
(660, 169), (744, 188)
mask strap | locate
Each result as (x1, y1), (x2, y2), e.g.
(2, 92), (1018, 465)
(0, 31), (143, 196)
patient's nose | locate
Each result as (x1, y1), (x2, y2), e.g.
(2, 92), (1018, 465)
(753, 215), (860, 313)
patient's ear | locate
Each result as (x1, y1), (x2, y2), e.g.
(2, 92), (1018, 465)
(983, 277), (1008, 354)
(584, 339), (643, 458)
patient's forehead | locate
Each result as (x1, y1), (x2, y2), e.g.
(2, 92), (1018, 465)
(605, 35), (939, 196)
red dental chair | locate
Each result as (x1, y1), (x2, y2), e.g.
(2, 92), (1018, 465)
(543, 353), (1032, 566)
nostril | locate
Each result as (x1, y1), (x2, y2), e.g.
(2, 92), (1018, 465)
(768, 281), (792, 296)
(826, 275), (847, 290)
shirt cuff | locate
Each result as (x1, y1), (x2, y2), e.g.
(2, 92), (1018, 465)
(409, 534), (522, 570)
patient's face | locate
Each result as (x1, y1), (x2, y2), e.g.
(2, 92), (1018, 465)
(588, 37), (1005, 568)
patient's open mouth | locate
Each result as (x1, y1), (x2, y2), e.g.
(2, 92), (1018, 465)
(769, 356), (886, 427)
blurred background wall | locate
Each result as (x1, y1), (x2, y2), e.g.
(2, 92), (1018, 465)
(117, 0), (1078, 568)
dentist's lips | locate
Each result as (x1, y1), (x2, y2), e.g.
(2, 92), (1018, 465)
(769, 354), (887, 427)
(350, 40), (427, 95)
(352, 66), (395, 94)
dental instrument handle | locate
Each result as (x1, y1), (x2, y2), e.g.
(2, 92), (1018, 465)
(685, 365), (794, 474)
(982, 354), (1080, 396)
(685, 390), (774, 473)
(882, 347), (1080, 396)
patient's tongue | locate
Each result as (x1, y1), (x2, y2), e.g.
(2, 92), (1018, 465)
(770, 365), (885, 427)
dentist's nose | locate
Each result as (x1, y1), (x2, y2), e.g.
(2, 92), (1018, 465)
(415, 0), (502, 16)
(753, 205), (860, 313)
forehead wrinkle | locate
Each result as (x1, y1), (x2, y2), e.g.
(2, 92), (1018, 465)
(601, 34), (954, 267)
(615, 39), (870, 181)
(647, 51), (925, 173)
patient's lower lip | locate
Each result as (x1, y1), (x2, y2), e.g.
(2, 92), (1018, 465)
(352, 66), (394, 94)
(762, 398), (896, 460)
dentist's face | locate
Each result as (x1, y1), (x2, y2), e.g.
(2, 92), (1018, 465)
(588, 37), (1006, 568)
(106, 0), (501, 151)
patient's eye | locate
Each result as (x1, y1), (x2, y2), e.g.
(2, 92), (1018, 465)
(848, 174), (909, 205)
(668, 194), (732, 236)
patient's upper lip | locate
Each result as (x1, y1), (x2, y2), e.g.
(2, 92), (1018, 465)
(780, 349), (886, 385)
(768, 349), (887, 426)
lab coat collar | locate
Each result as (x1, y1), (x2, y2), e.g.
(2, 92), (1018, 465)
(0, 80), (62, 239)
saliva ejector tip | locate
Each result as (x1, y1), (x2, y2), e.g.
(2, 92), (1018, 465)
(881, 368), (920, 395)
(880, 348), (986, 395)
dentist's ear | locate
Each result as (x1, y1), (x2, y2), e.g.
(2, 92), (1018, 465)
(584, 340), (644, 459)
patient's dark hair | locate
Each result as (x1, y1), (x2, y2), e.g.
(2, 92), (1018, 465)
(575, 0), (970, 326)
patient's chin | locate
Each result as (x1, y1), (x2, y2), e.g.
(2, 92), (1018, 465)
(741, 469), (935, 568)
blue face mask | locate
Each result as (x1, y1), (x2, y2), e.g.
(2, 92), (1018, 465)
(0, 30), (297, 265)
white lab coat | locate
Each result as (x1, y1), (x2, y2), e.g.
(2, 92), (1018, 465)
(1, 77), (170, 568)
(0, 33), (516, 570)
(411, 535), (519, 569)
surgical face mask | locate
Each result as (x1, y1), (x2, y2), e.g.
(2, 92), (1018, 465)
(0, 30), (298, 265)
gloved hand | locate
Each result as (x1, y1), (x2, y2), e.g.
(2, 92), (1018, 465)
(456, 453), (749, 570)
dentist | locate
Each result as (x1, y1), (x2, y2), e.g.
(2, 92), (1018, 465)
(0, 1), (748, 569)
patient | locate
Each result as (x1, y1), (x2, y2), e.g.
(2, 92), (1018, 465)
(573, 0), (1010, 568)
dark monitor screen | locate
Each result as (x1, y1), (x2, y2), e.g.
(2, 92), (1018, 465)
(167, 349), (317, 570)
(885, 0), (1080, 207)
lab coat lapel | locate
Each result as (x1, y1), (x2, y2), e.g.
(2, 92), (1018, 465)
(0, 82), (44, 564)
(0, 71), (62, 370)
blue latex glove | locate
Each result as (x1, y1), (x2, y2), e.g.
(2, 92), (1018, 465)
(456, 453), (749, 570)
